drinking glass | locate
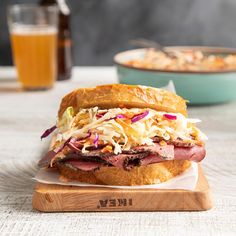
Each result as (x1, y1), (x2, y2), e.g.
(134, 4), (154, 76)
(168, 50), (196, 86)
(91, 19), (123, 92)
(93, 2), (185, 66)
(8, 4), (58, 90)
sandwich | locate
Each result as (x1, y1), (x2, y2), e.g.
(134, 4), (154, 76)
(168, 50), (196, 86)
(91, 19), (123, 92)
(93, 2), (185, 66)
(38, 84), (207, 186)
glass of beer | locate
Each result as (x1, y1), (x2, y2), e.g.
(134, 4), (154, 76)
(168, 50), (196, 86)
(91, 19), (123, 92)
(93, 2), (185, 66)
(7, 4), (58, 90)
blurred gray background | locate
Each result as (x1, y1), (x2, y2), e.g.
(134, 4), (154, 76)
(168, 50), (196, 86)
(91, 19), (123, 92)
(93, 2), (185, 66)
(1, 0), (236, 65)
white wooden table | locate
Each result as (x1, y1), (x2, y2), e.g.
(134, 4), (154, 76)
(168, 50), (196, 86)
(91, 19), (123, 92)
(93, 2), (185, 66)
(0, 67), (235, 236)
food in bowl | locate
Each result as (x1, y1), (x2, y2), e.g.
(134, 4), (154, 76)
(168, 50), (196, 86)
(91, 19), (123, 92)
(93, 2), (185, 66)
(125, 48), (236, 72)
(114, 47), (236, 104)
(38, 84), (207, 186)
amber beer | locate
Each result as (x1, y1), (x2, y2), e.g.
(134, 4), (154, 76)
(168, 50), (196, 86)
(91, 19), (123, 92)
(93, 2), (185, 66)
(11, 27), (57, 89)
(8, 5), (58, 90)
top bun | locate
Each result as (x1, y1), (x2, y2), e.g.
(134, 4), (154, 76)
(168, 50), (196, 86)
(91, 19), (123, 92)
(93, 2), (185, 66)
(58, 84), (187, 118)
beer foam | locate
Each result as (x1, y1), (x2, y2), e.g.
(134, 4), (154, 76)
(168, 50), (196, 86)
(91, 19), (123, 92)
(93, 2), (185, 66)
(11, 24), (57, 35)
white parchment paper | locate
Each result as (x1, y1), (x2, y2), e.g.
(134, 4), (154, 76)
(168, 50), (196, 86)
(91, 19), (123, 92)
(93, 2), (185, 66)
(33, 162), (198, 190)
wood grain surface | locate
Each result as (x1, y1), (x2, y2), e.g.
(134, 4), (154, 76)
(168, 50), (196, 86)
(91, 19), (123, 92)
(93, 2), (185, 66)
(0, 67), (235, 235)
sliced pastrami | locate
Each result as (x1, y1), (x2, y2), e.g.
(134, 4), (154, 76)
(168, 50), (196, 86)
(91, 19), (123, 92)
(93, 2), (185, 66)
(65, 160), (102, 171)
(133, 143), (174, 160)
(140, 155), (163, 166)
(141, 145), (206, 166)
(101, 153), (148, 170)
(39, 143), (206, 171)
(174, 145), (206, 162)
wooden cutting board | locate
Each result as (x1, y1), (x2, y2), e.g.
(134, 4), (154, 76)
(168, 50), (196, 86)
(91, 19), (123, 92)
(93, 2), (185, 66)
(32, 164), (213, 212)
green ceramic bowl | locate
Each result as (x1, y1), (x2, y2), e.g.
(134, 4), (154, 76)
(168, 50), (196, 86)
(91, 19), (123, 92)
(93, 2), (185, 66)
(114, 47), (236, 104)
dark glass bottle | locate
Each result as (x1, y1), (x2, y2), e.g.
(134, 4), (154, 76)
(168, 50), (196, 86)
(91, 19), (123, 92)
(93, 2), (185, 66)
(39, 0), (72, 80)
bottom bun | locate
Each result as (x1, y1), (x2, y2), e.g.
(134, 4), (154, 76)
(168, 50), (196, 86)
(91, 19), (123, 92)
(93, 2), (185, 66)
(57, 160), (191, 186)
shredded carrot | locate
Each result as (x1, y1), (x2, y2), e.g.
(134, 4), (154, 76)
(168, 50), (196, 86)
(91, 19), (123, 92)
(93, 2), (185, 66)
(159, 140), (167, 146)
(101, 145), (113, 153)
(116, 119), (140, 137)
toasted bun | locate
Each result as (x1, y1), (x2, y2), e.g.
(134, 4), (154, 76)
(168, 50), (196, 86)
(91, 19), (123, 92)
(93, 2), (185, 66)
(57, 160), (191, 186)
(58, 84), (187, 118)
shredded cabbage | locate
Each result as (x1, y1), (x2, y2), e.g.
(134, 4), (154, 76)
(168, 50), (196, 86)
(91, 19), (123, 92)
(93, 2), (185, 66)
(55, 107), (207, 154)
(58, 106), (74, 132)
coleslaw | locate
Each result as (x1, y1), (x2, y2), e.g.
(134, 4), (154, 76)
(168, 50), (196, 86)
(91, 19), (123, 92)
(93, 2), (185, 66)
(51, 106), (207, 155)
